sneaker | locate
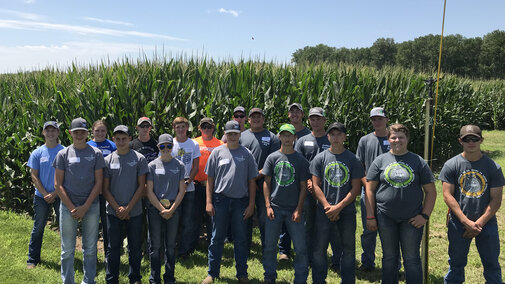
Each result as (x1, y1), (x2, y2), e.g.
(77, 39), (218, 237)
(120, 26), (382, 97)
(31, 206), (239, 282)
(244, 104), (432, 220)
(278, 253), (289, 261)
(26, 263), (36, 269)
(201, 275), (214, 284)
(358, 264), (374, 272)
(238, 277), (250, 284)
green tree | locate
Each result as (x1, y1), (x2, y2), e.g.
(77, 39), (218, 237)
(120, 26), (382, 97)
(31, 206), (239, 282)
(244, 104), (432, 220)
(370, 38), (397, 68)
(291, 44), (337, 64)
(479, 30), (505, 79)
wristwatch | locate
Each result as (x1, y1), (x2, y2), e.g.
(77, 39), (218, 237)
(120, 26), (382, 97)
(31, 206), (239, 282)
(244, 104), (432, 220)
(420, 213), (430, 220)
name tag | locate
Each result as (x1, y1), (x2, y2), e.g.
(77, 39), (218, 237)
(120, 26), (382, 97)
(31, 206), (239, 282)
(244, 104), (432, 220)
(218, 159), (230, 166)
(102, 149), (111, 156)
(40, 156), (49, 163)
(383, 140), (390, 146)
(155, 168), (165, 175)
(110, 163), (120, 169)
(69, 157), (80, 163)
(304, 141), (314, 147)
(262, 137), (271, 142)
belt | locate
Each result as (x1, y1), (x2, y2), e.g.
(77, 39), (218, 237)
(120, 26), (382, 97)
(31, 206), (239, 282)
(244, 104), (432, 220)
(195, 180), (207, 187)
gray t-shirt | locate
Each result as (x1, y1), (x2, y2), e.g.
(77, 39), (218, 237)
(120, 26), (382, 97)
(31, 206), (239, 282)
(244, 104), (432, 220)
(356, 132), (390, 172)
(171, 138), (201, 192)
(104, 149), (149, 217)
(310, 149), (365, 214)
(147, 157), (186, 201)
(205, 145), (259, 198)
(263, 151), (311, 210)
(53, 144), (106, 206)
(240, 129), (280, 170)
(367, 151), (435, 220)
(296, 127), (311, 139)
(439, 154), (505, 221)
(294, 133), (330, 162)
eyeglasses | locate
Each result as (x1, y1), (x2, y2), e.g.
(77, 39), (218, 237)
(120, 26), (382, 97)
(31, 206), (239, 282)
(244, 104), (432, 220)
(159, 144), (173, 150)
(201, 124), (214, 130)
(139, 124), (151, 129)
(234, 114), (245, 119)
(461, 136), (481, 143)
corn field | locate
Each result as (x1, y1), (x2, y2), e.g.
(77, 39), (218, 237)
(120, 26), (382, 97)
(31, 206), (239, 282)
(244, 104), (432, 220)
(1, 57), (504, 212)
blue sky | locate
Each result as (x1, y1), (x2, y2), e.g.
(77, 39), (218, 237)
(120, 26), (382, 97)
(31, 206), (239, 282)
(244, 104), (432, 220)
(0, 0), (504, 73)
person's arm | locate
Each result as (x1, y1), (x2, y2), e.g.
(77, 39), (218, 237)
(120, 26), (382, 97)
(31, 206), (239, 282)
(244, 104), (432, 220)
(73, 168), (103, 219)
(365, 180), (379, 231)
(331, 178), (361, 220)
(206, 176), (215, 216)
(146, 180), (165, 212)
(187, 157), (200, 184)
(122, 174), (146, 219)
(292, 180), (307, 222)
(263, 176), (275, 220)
(475, 186), (503, 228)
(311, 175), (339, 220)
(102, 177), (122, 217)
(31, 169), (57, 203)
(164, 179), (187, 219)
(54, 168), (75, 211)
(244, 178), (256, 219)
(409, 182), (437, 228)
(442, 181), (482, 238)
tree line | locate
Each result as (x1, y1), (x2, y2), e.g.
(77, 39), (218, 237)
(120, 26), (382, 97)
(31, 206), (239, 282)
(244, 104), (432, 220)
(291, 30), (505, 80)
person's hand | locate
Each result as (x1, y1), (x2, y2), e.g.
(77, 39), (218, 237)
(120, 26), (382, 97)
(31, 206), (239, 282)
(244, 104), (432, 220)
(243, 204), (254, 220)
(408, 215), (427, 229)
(324, 204), (341, 221)
(160, 209), (174, 220)
(366, 219), (378, 231)
(206, 203), (215, 217)
(116, 206), (130, 220)
(462, 220), (482, 238)
(71, 206), (87, 219)
(266, 207), (275, 221)
(44, 192), (57, 204)
(292, 208), (302, 223)
(307, 179), (314, 194)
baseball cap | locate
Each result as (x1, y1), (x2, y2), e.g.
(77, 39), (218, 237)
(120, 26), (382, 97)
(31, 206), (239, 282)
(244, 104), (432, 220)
(234, 106), (246, 114)
(309, 107), (325, 117)
(70, 117), (88, 131)
(370, 107), (387, 118)
(249, 107), (264, 116)
(157, 134), (174, 146)
(113, 125), (129, 135)
(459, 125), (482, 139)
(43, 121), (59, 130)
(326, 122), (346, 135)
(279, 124), (296, 135)
(137, 117), (152, 126)
(288, 103), (303, 112)
(200, 117), (215, 126)
(224, 120), (241, 133)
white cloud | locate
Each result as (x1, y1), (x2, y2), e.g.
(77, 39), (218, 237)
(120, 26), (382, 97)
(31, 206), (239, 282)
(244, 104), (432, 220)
(0, 9), (44, 20)
(218, 8), (240, 17)
(0, 19), (185, 41)
(82, 17), (133, 27)
(23, 0), (36, 4)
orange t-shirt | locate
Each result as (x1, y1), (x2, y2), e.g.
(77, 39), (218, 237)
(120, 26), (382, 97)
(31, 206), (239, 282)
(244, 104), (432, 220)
(193, 136), (224, 182)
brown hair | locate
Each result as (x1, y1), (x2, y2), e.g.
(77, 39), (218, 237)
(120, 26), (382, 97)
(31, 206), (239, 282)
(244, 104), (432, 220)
(387, 123), (410, 140)
(92, 120), (108, 131)
(172, 117), (189, 128)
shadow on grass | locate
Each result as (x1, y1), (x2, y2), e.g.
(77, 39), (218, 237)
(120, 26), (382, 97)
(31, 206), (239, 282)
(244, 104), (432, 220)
(39, 259), (61, 272)
(483, 149), (503, 159)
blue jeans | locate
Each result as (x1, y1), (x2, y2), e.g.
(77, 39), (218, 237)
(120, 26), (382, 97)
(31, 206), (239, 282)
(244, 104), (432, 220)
(27, 195), (60, 265)
(147, 204), (180, 284)
(263, 207), (308, 283)
(99, 195), (109, 255)
(106, 214), (143, 284)
(60, 201), (99, 284)
(304, 194), (316, 264)
(444, 216), (502, 284)
(278, 223), (291, 256)
(312, 208), (356, 284)
(360, 190), (377, 268)
(247, 179), (267, 255)
(377, 211), (423, 284)
(178, 190), (197, 255)
(208, 194), (249, 279)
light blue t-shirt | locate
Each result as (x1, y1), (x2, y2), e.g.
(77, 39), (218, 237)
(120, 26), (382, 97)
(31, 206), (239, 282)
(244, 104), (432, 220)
(27, 144), (65, 197)
(87, 139), (116, 157)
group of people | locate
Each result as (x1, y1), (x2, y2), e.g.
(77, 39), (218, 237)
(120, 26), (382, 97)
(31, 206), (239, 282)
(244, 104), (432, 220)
(25, 104), (504, 284)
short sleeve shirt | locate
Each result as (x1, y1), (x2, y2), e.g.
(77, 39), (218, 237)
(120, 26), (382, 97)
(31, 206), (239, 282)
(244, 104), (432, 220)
(240, 129), (280, 170)
(205, 145), (259, 198)
(87, 139), (116, 157)
(147, 157), (186, 201)
(367, 151), (435, 220)
(104, 149), (148, 217)
(310, 149), (365, 214)
(194, 136), (224, 182)
(53, 144), (106, 206)
(171, 138), (201, 192)
(129, 137), (159, 163)
(27, 144), (65, 197)
(356, 132), (390, 172)
(296, 127), (311, 139)
(439, 154), (505, 221)
(263, 151), (310, 210)
(294, 134), (330, 162)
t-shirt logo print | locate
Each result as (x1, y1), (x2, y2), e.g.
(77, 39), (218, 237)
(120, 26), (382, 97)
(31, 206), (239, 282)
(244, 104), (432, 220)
(274, 161), (295, 186)
(458, 169), (487, 198)
(324, 161), (349, 187)
(384, 162), (414, 188)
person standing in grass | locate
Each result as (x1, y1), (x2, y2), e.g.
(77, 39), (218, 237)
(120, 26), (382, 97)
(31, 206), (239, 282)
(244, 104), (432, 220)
(87, 120), (116, 257)
(262, 124), (309, 284)
(356, 107), (391, 272)
(102, 125), (148, 284)
(26, 121), (64, 269)
(441, 125), (504, 284)
(365, 123), (437, 284)
(54, 117), (106, 284)
(202, 121), (258, 284)
(146, 134), (186, 284)
(193, 118), (223, 246)
(310, 122), (364, 284)
(171, 116), (201, 258)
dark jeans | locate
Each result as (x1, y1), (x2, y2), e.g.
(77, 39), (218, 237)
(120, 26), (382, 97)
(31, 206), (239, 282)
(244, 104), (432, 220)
(27, 195), (60, 265)
(178, 190), (197, 255)
(195, 182), (212, 246)
(99, 194), (109, 255)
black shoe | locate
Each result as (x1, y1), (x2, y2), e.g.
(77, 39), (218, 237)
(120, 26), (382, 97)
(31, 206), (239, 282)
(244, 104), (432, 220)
(358, 264), (374, 272)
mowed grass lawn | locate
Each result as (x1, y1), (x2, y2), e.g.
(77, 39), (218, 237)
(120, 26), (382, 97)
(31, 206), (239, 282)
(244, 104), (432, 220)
(1, 130), (505, 283)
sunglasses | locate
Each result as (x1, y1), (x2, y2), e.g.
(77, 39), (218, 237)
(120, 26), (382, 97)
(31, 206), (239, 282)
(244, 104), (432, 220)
(201, 124), (214, 130)
(461, 136), (481, 143)
(139, 124), (151, 129)
(159, 144), (173, 150)
(234, 114), (245, 119)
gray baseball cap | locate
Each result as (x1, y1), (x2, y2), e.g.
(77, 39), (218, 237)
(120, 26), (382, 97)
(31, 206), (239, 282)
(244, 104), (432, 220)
(249, 107), (264, 116)
(309, 107), (325, 117)
(70, 117), (88, 131)
(43, 121), (59, 130)
(157, 134), (174, 146)
(288, 103), (303, 112)
(113, 125), (129, 135)
(234, 106), (246, 114)
(137, 117), (152, 126)
(224, 120), (241, 133)
(370, 107), (387, 118)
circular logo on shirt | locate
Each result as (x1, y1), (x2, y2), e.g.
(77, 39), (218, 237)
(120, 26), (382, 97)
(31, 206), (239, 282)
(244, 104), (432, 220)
(324, 161), (349, 187)
(458, 169), (487, 198)
(384, 162), (414, 188)
(274, 161), (295, 186)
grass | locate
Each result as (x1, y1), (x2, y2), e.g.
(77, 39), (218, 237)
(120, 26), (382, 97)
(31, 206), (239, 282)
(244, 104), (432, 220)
(1, 130), (505, 283)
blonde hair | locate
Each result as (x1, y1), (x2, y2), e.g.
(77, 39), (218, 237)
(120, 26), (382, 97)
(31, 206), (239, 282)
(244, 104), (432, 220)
(172, 117), (189, 128)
